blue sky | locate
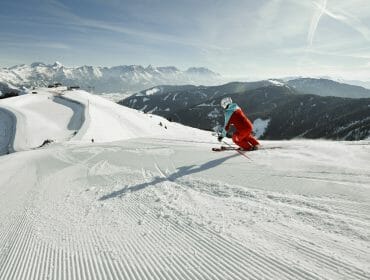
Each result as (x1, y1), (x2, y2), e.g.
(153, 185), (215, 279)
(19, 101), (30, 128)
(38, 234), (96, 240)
(1, 0), (370, 80)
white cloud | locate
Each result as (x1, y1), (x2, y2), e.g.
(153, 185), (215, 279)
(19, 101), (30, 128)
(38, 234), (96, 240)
(1, 41), (70, 50)
(309, 0), (370, 43)
(43, 0), (226, 51)
(308, 0), (327, 46)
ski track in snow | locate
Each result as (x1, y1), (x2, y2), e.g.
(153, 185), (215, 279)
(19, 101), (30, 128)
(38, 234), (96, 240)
(0, 139), (369, 280)
(1, 89), (370, 279)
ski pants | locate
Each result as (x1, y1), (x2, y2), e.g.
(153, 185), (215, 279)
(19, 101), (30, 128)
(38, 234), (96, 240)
(232, 129), (260, 150)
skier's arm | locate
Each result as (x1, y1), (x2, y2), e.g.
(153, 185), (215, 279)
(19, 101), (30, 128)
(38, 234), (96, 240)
(225, 122), (231, 132)
(220, 103), (238, 138)
(221, 113), (232, 137)
(221, 124), (230, 137)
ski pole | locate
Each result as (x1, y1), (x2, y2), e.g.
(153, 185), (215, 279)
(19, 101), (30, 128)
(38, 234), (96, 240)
(222, 140), (252, 161)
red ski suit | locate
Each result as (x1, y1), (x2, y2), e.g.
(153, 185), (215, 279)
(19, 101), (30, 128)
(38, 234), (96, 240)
(224, 105), (260, 150)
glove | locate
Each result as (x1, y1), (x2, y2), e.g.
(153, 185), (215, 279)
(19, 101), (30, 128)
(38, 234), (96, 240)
(217, 135), (223, 142)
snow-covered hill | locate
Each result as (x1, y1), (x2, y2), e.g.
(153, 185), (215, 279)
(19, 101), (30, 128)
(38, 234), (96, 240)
(0, 87), (209, 154)
(0, 88), (369, 279)
(0, 62), (221, 94)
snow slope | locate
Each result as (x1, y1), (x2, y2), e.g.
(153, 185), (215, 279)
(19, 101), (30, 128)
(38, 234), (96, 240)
(0, 88), (210, 154)
(0, 90), (83, 152)
(0, 89), (369, 280)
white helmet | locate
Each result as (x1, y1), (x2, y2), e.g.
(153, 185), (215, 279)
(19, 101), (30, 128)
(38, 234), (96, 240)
(221, 97), (232, 109)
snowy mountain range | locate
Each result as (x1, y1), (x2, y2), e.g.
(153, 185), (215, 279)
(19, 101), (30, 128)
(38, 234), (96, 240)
(120, 80), (370, 140)
(0, 62), (221, 94)
(0, 87), (369, 279)
(285, 78), (370, 98)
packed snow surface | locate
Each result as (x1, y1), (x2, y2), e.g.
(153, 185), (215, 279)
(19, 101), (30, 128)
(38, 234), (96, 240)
(0, 88), (369, 280)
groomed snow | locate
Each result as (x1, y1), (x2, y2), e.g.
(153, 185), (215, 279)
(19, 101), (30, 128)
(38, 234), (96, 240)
(0, 89), (369, 279)
(0, 91), (81, 152)
(0, 88), (210, 153)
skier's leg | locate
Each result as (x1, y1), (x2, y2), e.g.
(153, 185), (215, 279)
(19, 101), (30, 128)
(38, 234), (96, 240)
(246, 134), (260, 147)
(233, 131), (252, 150)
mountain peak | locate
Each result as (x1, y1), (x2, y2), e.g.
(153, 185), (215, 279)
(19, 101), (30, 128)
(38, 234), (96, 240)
(0, 62), (222, 93)
(156, 66), (180, 73)
(186, 67), (219, 76)
(30, 62), (46, 68)
(52, 61), (63, 68)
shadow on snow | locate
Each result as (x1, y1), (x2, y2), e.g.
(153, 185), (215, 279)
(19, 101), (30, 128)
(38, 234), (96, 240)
(99, 153), (239, 201)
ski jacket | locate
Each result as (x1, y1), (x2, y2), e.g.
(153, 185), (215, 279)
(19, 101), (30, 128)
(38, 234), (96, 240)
(221, 103), (253, 137)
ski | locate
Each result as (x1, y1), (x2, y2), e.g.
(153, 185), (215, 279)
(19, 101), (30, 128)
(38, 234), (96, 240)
(212, 146), (240, 152)
(212, 146), (282, 152)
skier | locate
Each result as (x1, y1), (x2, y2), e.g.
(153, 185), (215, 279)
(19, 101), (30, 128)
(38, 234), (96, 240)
(218, 97), (260, 151)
